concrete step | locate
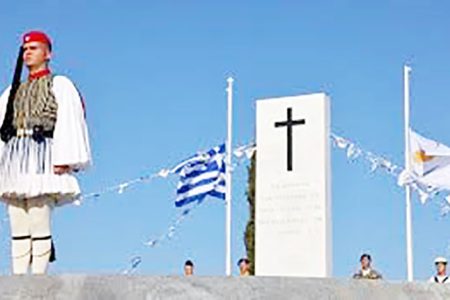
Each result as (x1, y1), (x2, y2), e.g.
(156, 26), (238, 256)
(0, 275), (449, 300)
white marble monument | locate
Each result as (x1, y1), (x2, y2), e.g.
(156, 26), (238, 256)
(255, 93), (332, 277)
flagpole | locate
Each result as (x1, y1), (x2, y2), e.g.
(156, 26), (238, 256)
(404, 64), (414, 282)
(225, 77), (234, 276)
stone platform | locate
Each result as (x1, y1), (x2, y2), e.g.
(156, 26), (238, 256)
(0, 275), (449, 299)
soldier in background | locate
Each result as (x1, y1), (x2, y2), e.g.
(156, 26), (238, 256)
(429, 257), (449, 283)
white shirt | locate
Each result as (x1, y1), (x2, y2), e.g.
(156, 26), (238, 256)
(0, 75), (91, 170)
(0, 75), (91, 203)
(429, 275), (450, 283)
(362, 268), (372, 277)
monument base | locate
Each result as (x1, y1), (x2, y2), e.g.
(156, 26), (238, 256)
(0, 275), (448, 299)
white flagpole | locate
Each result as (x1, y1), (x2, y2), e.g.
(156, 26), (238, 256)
(403, 65), (414, 282)
(225, 77), (234, 276)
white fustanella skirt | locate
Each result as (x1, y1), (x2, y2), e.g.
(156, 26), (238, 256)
(0, 136), (80, 206)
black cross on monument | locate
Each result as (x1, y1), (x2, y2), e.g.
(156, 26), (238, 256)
(274, 107), (306, 171)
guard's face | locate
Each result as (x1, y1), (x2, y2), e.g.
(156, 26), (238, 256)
(23, 41), (51, 69)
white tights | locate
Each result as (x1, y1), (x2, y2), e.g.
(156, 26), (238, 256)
(8, 197), (53, 275)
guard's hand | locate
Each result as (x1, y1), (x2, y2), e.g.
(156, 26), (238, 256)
(54, 165), (71, 175)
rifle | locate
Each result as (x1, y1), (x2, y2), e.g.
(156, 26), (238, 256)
(0, 47), (24, 142)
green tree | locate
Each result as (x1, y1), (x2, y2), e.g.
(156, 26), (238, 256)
(244, 152), (256, 275)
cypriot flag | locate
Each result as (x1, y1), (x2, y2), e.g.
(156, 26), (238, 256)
(409, 130), (450, 191)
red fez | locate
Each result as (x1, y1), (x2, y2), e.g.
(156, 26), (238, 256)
(22, 31), (52, 49)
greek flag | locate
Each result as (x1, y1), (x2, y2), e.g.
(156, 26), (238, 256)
(173, 144), (226, 207)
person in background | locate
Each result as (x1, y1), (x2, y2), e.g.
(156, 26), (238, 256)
(429, 257), (449, 283)
(352, 253), (382, 280)
(184, 260), (194, 276)
(238, 258), (251, 276)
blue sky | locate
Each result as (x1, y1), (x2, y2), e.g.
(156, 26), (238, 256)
(0, 0), (450, 279)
